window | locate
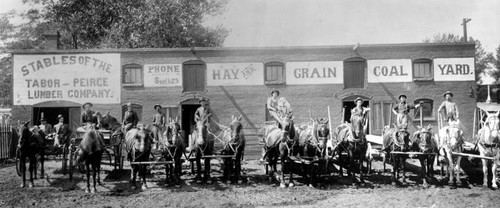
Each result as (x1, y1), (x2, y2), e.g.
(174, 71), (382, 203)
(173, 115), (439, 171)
(122, 64), (143, 85)
(344, 58), (366, 88)
(414, 99), (433, 120)
(183, 61), (206, 92)
(121, 103), (142, 122)
(265, 62), (285, 84)
(413, 59), (433, 81)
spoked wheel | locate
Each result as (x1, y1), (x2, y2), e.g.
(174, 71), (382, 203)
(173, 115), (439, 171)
(15, 147), (22, 176)
(69, 144), (74, 180)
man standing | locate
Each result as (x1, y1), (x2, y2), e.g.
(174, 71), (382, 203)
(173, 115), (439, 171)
(195, 98), (215, 125)
(152, 104), (165, 127)
(123, 102), (139, 131)
(438, 91), (459, 123)
(392, 95), (422, 130)
(39, 114), (54, 135)
(81, 102), (98, 125)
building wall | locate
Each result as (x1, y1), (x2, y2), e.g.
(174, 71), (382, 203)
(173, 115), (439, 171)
(10, 43), (477, 141)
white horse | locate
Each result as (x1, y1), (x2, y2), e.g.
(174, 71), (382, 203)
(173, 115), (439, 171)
(436, 120), (464, 187)
(476, 111), (500, 189)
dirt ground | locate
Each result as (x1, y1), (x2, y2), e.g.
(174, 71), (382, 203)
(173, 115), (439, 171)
(0, 156), (499, 208)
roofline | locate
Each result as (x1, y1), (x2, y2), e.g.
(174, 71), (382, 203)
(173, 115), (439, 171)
(8, 42), (476, 54)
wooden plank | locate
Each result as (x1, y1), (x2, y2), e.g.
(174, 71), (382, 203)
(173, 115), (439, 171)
(391, 151), (437, 155)
(130, 161), (174, 165)
(451, 152), (495, 160)
(202, 155), (235, 159)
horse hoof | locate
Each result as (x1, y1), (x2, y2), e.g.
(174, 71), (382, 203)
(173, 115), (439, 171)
(237, 180), (243, 185)
(280, 183), (286, 188)
(85, 188), (91, 193)
(308, 184), (314, 188)
(131, 186), (137, 190)
(92, 188), (97, 194)
(391, 181), (397, 186)
(29, 182), (34, 188)
(289, 183), (295, 188)
(196, 180), (202, 184)
(141, 185), (148, 190)
(492, 185), (498, 190)
(175, 184), (182, 188)
(207, 180), (213, 185)
(20, 183), (25, 188)
(226, 180), (231, 184)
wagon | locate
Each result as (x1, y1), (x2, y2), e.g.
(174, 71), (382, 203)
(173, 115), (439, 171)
(67, 127), (124, 180)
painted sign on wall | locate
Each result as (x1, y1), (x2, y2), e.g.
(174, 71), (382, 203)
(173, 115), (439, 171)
(143, 64), (182, 87)
(13, 54), (121, 105)
(434, 58), (475, 81)
(207, 63), (264, 86)
(286, 61), (343, 85)
(367, 59), (412, 83)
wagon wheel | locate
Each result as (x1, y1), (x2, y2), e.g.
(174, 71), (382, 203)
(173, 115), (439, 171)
(15, 147), (22, 176)
(68, 144), (74, 180)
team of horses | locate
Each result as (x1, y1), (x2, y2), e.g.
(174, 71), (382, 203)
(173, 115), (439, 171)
(13, 109), (500, 192)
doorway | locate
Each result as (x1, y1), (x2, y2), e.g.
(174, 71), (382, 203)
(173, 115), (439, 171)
(32, 107), (81, 131)
(181, 104), (200, 137)
(342, 97), (369, 133)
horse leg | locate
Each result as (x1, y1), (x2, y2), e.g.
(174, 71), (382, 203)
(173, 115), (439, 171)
(91, 160), (97, 193)
(28, 155), (36, 188)
(482, 158), (488, 187)
(280, 154), (286, 188)
(391, 154), (397, 186)
(492, 160), (498, 189)
(419, 158), (428, 187)
(236, 151), (243, 184)
(141, 164), (148, 190)
(130, 165), (137, 190)
(85, 161), (91, 193)
(455, 156), (462, 186)
(205, 157), (212, 184)
(40, 149), (45, 179)
(359, 154), (364, 184)
(20, 155), (26, 188)
(195, 150), (202, 184)
(174, 151), (182, 188)
(401, 156), (407, 186)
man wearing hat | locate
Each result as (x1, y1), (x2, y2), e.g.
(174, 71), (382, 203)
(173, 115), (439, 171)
(438, 91), (459, 122)
(123, 102), (139, 131)
(81, 102), (98, 125)
(39, 113), (54, 135)
(392, 94), (422, 130)
(54, 114), (71, 148)
(267, 90), (292, 124)
(152, 104), (165, 146)
(194, 98), (215, 124)
(350, 97), (370, 127)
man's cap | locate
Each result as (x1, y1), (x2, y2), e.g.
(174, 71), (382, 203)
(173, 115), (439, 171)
(126, 102), (132, 107)
(271, 90), (280, 96)
(57, 114), (64, 120)
(82, 102), (93, 108)
(354, 97), (363, 104)
(154, 104), (162, 110)
(443, 91), (454, 98)
(399, 94), (407, 99)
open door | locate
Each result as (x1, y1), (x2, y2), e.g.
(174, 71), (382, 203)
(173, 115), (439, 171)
(370, 101), (394, 135)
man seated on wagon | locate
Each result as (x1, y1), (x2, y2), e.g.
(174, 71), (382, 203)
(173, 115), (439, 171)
(123, 102), (139, 132)
(392, 94), (422, 130)
(81, 102), (98, 126)
(350, 97), (370, 132)
(54, 114), (72, 148)
(266, 90), (292, 129)
(438, 91), (459, 125)
(152, 104), (165, 129)
(39, 115), (54, 135)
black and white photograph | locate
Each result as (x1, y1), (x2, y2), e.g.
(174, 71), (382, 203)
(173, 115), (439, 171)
(0, 0), (499, 207)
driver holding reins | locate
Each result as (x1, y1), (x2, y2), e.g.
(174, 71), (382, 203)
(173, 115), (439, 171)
(194, 98), (215, 128)
(81, 102), (98, 126)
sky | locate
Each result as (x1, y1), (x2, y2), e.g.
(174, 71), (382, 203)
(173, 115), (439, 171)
(1, 0), (499, 53)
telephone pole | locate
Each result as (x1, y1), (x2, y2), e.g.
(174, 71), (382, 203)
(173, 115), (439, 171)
(462, 18), (471, 42)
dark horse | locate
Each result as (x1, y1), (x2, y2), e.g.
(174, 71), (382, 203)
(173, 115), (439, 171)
(75, 124), (104, 193)
(221, 115), (246, 184)
(164, 118), (185, 188)
(17, 121), (45, 188)
(190, 114), (215, 184)
(262, 113), (297, 188)
(382, 125), (411, 186)
(125, 124), (153, 190)
(97, 112), (125, 170)
(333, 114), (368, 185)
(296, 118), (330, 187)
(412, 124), (437, 187)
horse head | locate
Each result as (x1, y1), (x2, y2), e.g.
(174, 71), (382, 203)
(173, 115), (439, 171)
(280, 113), (296, 142)
(316, 118), (330, 150)
(482, 111), (500, 144)
(134, 124), (153, 153)
(413, 124), (434, 153)
(17, 120), (33, 148)
(167, 117), (183, 147)
(351, 114), (364, 139)
(230, 115), (243, 143)
(394, 128), (411, 151)
(195, 114), (210, 146)
(442, 122), (463, 151)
